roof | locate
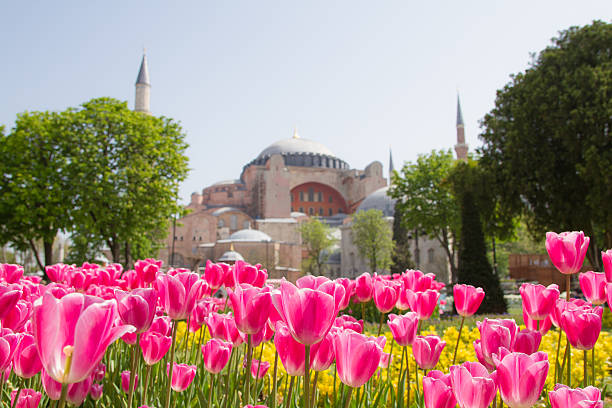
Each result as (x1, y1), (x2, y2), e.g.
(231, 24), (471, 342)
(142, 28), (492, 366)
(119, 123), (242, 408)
(211, 207), (243, 216)
(357, 186), (396, 217)
(212, 179), (241, 186)
(228, 229), (272, 242)
(218, 250), (244, 262)
(457, 94), (464, 126)
(257, 137), (335, 159)
(136, 54), (150, 85)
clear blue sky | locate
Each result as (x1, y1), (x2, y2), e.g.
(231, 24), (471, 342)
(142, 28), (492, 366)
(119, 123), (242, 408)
(2, 1), (610, 203)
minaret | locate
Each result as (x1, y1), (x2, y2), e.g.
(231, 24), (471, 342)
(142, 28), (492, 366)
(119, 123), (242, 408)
(454, 94), (468, 161)
(135, 52), (151, 114)
(389, 148), (395, 183)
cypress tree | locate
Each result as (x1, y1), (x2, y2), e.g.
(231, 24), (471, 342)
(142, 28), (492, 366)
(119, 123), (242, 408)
(457, 191), (507, 314)
(391, 202), (415, 274)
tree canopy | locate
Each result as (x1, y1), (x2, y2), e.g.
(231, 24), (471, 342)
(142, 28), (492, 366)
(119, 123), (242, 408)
(352, 209), (394, 272)
(0, 98), (189, 271)
(298, 218), (337, 275)
(389, 149), (460, 281)
(478, 20), (612, 268)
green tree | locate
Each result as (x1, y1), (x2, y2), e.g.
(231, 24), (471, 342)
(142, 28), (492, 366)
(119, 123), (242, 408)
(0, 111), (74, 272)
(352, 209), (394, 272)
(389, 150), (460, 281)
(390, 201), (415, 274)
(479, 21), (612, 269)
(66, 98), (189, 266)
(298, 218), (337, 275)
(457, 191), (507, 314)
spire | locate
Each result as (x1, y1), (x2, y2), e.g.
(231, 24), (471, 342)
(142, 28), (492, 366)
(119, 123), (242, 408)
(389, 148), (395, 177)
(292, 125), (300, 139)
(136, 53), (150, 85)
(135, 52), (151, 114)
(455, 93), (468, 161)
(456, 94), (464, 127)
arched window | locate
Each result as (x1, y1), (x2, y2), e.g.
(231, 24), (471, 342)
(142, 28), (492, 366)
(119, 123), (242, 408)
(218, 219), (225, 228)
(230, 215), (237, 230)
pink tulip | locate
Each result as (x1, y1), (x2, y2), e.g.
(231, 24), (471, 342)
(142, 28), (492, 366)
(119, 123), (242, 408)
(579, 271), (606, 305)
(0, 264), (24, 283)
(133, 258), (161, 286)
(332, 329), (384, 388)
(41, 369), (62, 400)
(13, 334), (42, 378)
(334, 315), (363, 333)
(449, 361), (496, 408)
(472, 340), (496, 372)
(551, 298), (589, 328)
(0, 285), (21, 320)
(453, 284), (485, 317)
(204, 260), (227, 291)
(496, 352), (549, 408)
(167, 363), (197, 392)
(247, 359), (270, 379)
(90, 383), (103, 400)
(205, 313), (245, 346)
(513, 329), (542, 355)
(92, 363), (106, 381)
(274, 322), (305, 376)
(560, 306), (602, 350)
(549, 384), (602, 408)
(406, 289), (440, 320)
(276, 281), (339, 346)
(115, 288), (157, 333)
(373, 280), (399, 313)
(335, 278), (355, 310)
(140, 331), (172, 365)
(66, 376), (93, 406)
(387, 312), (419, 346)
(545, 231), (590, 275)
(353, 273), (373, 303)
(243, 405), (269, 408)
(251, 322), (274, 348)
(228, 284), (271, 335)
(232, 261), (267, 288)
(311, 331), (335, 371)
(0, 329), (19, 372)
(523, 310), (552, 336)
(423, 370), (456, 408)
(296, 275), (330, 289)
(10, 389), (41, 408)
(520, 283), (559, 320)
(402, 269), (435, 292)
(602, 250), (612, 283)
(3, 300), (32, 332)
(379, 352), (392, 369)
(148, 316), (173, 336)
(413, 335), (445, 370)
(156, 272), (206, 320)
(32, 292), (134, 384)
(121, 370), (138, 393)
(201, 338), (232, 374)
(477, 318), (519, 367)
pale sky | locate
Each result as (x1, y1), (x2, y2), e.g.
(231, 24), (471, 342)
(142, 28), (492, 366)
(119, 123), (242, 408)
(2, 1), (610, 203)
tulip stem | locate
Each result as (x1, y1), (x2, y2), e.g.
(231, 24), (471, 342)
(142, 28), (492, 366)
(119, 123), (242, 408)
(254, 343), (265, 399)
(592, 347), (595, 386)
(311, 371), (319, 407)
(244, 334), (253, 405)
(361, 303), (366, 323)
(554, 328), (562, 383)
(127, 334), (140, 408)
(332, 364), (337, 408)
(57, 345), (74, 408)
(414, 365), (420, 400)
(286, 376), (295, 407)
(208, 372), (214, 408)
(223, 348), (234, 408)
(304, 345), (311, 408)
(344, 387), (353, 408)
(452, 316), (465, 366)
(271, 350), (279, 408)
(583, 350), (588, 387)
(142, 365), (152, 405)
(406, 348), (410, 408)
(566, 274), (571, 301)
(164, 322), (178, 408)
(377, 312), (385, 337)
(397, 346), (405, 407)
(11, 387), (21, 408)
(57, 384), (68, 408)
(567, 339), (572, 386)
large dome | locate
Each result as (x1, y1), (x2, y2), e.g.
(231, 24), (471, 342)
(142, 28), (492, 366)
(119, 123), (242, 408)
(244, 132), (349, 170)
(257, 138), (335, 159)
(229, 229), (272, 242)
(357, 187), (396, 217)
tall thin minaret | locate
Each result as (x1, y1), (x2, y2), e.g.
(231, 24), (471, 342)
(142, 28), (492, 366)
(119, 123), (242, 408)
(135, 52), (151, 114)
(455, 94), (468, 161)
(388, 148), (395, 183)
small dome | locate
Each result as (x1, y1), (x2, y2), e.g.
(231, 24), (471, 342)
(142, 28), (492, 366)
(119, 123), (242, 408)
(257, 138), (335, 159)
(218, 250), (244, 262)
(229, 229), (272, 242)
(357, 187), (396, 217)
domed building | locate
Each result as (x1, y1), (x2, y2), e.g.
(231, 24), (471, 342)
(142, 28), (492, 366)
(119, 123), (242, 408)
(161, 127), (386, 279)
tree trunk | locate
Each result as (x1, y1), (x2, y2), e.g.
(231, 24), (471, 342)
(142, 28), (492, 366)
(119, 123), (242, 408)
(124, 241), (131, 269)
(27, 239), (45, 276)
(108, 238), (120, 264)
